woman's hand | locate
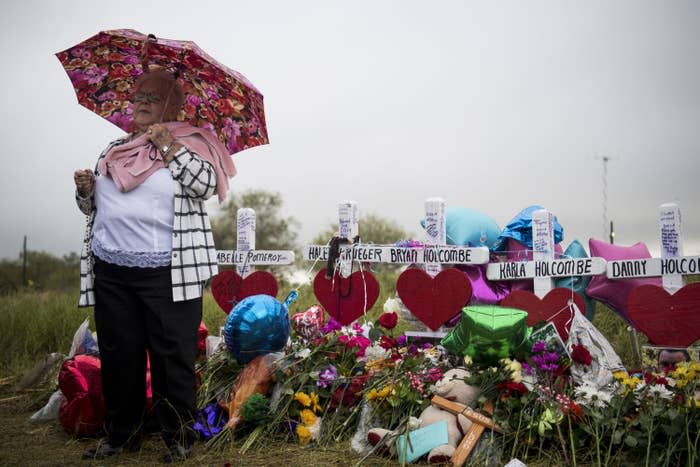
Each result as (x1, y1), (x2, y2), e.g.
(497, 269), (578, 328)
(73, 169), (95, 197)
(146, 124), (181, 162)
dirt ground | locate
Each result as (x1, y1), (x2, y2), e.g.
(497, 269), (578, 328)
(0, 379), (409, 467)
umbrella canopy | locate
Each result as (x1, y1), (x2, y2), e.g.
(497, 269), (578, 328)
(56, 29), (268, 155)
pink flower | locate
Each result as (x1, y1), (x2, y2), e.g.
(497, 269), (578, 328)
(426, 367), (443, 383)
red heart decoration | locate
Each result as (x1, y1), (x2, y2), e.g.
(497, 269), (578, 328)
(210, 270), (279, 314)
(396, 268), (472, 331)
(501, 288), (585, 342)
(313, 268), (380, 325)
(627, 283), (700, 346)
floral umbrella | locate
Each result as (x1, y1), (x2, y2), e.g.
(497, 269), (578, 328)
(55, 29), (268, 155)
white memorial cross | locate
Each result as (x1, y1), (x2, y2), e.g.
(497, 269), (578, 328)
(215, 208), (295, 276)
(338, 200), (360, 278)
(302, 198), (490, 269)
(606, 202), (698, 291)
(486, 208), (606, 298)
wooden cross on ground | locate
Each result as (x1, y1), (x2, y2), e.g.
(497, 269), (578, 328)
(431, 396), (502, 466)
(485, 208), (606, 297)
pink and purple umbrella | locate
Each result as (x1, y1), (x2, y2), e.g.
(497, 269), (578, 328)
(56, 29), (268, 155)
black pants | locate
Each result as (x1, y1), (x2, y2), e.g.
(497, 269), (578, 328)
(93, 258), (201, 447)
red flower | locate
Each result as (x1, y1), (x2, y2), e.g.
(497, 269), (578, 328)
(379, 335), (397, 350)
(571, 344), (592, 366)
(562, 401), (584, 422)
(497, 381), (528, 399)
(378, 312), (398, 330)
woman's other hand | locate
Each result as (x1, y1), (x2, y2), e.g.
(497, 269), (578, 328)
(74, 169), (95, 197)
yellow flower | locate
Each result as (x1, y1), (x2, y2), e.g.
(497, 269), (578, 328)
(613, 370), (629, 381)
(296, 424), (312, 444)
(366, 388), (379, 401)
(378, 385), (392, 398)
(463, 355), (473, 365)
(294, 392), (311, 407)
(300, 409), (317, 426)
(622, 377), (641, 391)
(309, 392), (321, 413)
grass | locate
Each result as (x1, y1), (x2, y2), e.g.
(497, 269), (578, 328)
(0, 272), (663, 465)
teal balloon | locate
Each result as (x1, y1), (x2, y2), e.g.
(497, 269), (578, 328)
(441, 305), (529, 366)
(554, 239), (595, 320)
(223, 294), (290, 364)
(421, 207), (500, 248)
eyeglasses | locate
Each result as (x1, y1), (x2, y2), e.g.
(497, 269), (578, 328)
(133, 91), (163, 104)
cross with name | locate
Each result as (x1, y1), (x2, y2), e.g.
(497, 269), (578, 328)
(302, 198), (490, 269)
(485, 208), (606, 298)
(215, 207), (295, 275)
(605, 203), (698, 290)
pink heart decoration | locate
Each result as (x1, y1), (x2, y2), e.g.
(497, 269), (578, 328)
(501, 288), (585, 342)
(210, 270), (279, 314)
(626, 283), (700, 347)
(313, 268), (380, 325)
(396, 268), (472, 331)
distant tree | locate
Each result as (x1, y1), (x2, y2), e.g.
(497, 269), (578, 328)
(211, 189), (299, 252)
(0, 250), (80, 293)
(311, 213), (411, 246)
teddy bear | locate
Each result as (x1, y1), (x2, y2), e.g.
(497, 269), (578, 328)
(367, 368), (480, 463)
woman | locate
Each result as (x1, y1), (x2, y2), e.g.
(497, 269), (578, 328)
(73, 70), (235, 462)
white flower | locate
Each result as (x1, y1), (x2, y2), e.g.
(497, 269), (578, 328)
(575, 383), (611, 408)
(407, 417), (421, 430)
(296, 348), (311, 359)
(647, 384), (673, 401)
(634, 382), (673, 404)
(363, 344), (390, 362)
(309, 416), (322, 440)
(383, 297), (401, 314)
(501, 358), (523, 382)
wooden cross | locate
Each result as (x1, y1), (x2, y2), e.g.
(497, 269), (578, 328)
(215, 207), (295, 273)
(431, 395), (502, 466)
(486, 208), (606, 298)
(302, 199), (490, 270)
(605, 202), (699, 289)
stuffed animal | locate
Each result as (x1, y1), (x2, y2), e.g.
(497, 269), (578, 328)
(367, 368), (480, 463)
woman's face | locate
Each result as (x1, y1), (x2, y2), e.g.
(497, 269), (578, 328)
(132, 80), (169, 130)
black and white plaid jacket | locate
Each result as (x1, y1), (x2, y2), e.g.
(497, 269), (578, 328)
(77, 137), (219, 307)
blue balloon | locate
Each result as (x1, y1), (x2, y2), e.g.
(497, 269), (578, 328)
(421, 207), (500, 248)
(223, 294), (290, 364)
(493, 205), (564, 252)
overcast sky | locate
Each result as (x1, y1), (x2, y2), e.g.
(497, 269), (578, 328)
(1, 0), (698, 260)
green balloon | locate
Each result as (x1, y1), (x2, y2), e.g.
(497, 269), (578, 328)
(441, 305), (529, 366)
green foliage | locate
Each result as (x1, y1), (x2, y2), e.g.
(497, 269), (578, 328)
(241, 393), (273, 426)
(0, 291), (90, 376)
(0, 250), (80, 293)
(311, 213), (412, 246)
(592, 301), (647, 368)
(211, 189), (299, 252)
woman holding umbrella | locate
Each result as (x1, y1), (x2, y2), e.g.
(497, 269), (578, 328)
(73, 69), (234, 462)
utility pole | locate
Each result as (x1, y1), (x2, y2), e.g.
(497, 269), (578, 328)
(598, 156), (615, 242)
(22, 235), (27, 287)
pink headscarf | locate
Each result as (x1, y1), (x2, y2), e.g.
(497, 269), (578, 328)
(98, 122), (236, 202)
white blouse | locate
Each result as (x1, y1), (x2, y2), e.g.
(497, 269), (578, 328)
(92, 168), (176, 268)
